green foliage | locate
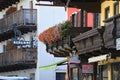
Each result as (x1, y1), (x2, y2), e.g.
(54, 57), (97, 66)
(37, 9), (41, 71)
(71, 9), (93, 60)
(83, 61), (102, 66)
(60, 21), (71, 38)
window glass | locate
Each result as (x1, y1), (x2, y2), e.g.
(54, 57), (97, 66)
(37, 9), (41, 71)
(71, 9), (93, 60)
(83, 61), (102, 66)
(71, 68), (79, 80)
(56, 73), (66, 80)
(30, 73), (35, 80)
(105, 7), (110, 19)
(114, 2), (119, 15)
(112, 63), (120, 80)
(102, 65), (108, 80)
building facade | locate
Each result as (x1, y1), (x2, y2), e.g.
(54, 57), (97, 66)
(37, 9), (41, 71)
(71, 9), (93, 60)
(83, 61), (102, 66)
(37, 0), (120, 80)
(38, 1), (100, 80)
(0, 0), (37, 79)
(0, 0), (67, 80)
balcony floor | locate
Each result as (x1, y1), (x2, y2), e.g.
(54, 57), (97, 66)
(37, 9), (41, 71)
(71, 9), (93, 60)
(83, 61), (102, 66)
(0, 62), (36, 72)
(0, 25), (37, 42)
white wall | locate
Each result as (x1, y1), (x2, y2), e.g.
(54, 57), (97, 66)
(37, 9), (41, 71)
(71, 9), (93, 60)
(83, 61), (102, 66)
(36, 1), (67, 80)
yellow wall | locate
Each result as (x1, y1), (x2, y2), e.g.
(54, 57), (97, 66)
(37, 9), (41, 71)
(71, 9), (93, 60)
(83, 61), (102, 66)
(98, 57), (120, 80)
(101, 1), (120, 26)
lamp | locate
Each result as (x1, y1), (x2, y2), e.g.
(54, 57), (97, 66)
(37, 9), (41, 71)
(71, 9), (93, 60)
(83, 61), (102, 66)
(69, 55), (80, 64)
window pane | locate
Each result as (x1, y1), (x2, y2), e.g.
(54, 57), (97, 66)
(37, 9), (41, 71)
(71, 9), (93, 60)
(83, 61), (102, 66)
(114, 2), (119, 15)
(71, 68), (79, 80)
(112, 63), (120, 80)
(102, 65), (108, 80)
(105, 7), (110, 19)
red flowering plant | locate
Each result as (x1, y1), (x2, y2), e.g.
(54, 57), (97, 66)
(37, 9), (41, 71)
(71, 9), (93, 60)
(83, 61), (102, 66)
(38, 21), (71, 44)
(39, 26), (55, 44)
(54, 23), (62, 41)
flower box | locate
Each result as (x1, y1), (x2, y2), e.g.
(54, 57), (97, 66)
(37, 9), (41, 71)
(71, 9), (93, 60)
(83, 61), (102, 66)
(39, 21), (91, 57)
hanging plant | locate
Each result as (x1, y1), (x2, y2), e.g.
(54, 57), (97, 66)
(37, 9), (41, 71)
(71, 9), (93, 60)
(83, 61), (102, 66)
(38, 20), (72, 44)
(54, 23), (62, 41)
(39, 27), (55, 44)
(60, 21), (71, 38)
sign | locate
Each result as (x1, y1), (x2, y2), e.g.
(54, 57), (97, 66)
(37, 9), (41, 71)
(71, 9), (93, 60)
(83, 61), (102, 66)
(13, 40), (31, 48)
(82, 64), (93, 73)
(88, 54), (108, 63)
(116, 38), (120, 50)
(13, 40), (31, 45)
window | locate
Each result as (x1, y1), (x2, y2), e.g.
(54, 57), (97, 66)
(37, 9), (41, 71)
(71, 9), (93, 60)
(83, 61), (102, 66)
(112, 63), (120, 80)
(70, 10), (87, 27)
(100, 65), (108, 80)
(70, 13), (75, 27)
(30, 73), (35, 80)
(114, 2), (119, 15)
(103, 65), (108, 80)
(70, 12), (78, 27)
(94, 13), (100, 27)
(71, 68), (79, 80)
(105, 7), (110, 19)
(56, 72), (66, 80)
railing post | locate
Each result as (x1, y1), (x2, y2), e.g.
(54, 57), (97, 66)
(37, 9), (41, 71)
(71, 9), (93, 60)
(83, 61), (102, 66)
(22, 9), (25, 25)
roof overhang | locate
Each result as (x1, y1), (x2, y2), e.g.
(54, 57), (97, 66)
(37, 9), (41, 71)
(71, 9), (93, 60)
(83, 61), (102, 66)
(36, 0), (103, 13)
(0, 0), (20, 11)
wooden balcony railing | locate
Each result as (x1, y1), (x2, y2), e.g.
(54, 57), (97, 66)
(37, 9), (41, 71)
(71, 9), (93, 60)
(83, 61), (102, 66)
(46, 36), (73, 57)
(73, 27), (104, 55)
(103, 14), (120, 49)
(0, 48), (37, 67)
(0, 9), (37, 34)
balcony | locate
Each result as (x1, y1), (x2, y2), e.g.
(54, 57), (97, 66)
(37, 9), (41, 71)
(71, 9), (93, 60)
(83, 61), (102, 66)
(103, 14), (120, 50)
(39, 21), (92, 57)
(0, 48), (37, 72)
(0, 9), (37, 42)
(45, 27), (92, 57)
(73, 27), (105, 56)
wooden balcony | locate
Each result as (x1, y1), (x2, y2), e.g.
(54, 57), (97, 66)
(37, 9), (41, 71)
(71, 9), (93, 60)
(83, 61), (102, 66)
(0, 9), (37, 42)
(73, 27), (105, 56)
(46, 27), (92, 57)
(0, 48), (37, 72)
(103, 14), (120, 50)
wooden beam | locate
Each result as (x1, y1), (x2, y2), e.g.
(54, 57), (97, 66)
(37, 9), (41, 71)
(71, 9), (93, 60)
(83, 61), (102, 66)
(0, 0), (20, 11)
(36, 3), (65, 7)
